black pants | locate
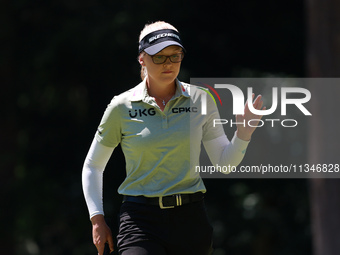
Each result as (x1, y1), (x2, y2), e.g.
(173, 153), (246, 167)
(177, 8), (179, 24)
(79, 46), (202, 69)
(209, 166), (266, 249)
(117, 200), (214, 255)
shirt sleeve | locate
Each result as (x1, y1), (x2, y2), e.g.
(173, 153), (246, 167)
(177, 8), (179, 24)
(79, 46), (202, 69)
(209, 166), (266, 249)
(82, 137), (115, 219)
(201, 90), (225, 142)
(95, 96), (122, 148)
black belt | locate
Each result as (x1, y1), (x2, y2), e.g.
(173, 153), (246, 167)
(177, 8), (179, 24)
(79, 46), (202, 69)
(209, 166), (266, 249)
(123, 192), (204, 209)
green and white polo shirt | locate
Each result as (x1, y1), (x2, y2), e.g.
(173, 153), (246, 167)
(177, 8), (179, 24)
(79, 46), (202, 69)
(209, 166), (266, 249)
(95, 79), (226, 197)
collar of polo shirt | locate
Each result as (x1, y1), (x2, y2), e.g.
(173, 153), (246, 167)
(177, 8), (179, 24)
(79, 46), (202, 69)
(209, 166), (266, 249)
(131, 79), (190, 102)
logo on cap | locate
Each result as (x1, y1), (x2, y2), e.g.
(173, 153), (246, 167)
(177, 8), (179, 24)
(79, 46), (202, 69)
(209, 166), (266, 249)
(149, 33), (180, 44)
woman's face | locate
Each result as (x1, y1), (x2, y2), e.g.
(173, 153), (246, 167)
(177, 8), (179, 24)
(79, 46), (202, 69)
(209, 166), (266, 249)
(141, 46), (183, 87)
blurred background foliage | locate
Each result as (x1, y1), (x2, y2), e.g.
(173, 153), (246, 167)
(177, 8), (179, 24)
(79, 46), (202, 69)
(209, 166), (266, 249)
(1, 0), (312, 254)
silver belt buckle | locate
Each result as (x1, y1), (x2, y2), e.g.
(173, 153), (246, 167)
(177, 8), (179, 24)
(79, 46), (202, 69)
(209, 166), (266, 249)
(159, 194), (182, 209)
(175, 194), (182, 206)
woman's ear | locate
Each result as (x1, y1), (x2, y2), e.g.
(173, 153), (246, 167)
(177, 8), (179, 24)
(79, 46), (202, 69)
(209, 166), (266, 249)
(138, 55), (145, 66)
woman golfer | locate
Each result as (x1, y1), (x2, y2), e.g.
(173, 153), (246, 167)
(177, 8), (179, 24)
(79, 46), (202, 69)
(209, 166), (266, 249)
(82, 21), (264, 255)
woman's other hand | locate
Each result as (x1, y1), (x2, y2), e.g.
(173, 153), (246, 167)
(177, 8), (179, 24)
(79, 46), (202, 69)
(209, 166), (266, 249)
(91, 215), (114, 255)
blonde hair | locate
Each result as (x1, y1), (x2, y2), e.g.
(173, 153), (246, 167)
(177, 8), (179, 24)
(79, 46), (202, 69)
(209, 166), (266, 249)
(138, 21), (179, 80)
